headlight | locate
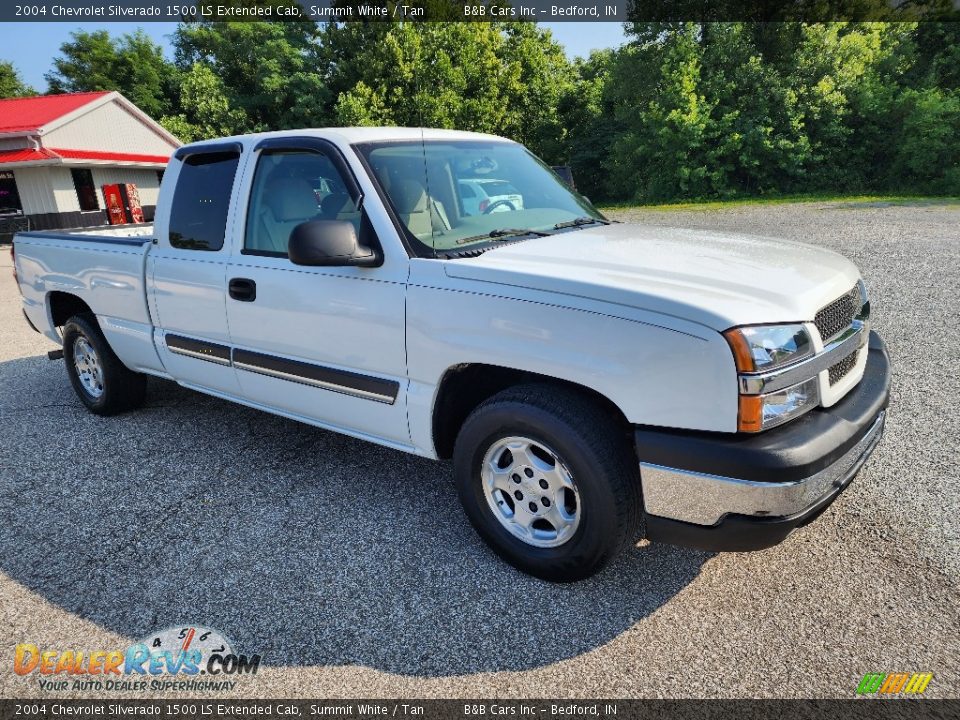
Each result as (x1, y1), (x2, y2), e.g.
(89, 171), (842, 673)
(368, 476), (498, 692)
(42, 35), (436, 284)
(738, 377), (820, 432)
(723, 323), (813, 373)
(723, 323), (819, 432)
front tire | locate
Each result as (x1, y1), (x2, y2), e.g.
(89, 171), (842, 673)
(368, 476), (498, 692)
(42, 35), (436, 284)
(453, 384), (643, 582)
(62, 314), (146, 416)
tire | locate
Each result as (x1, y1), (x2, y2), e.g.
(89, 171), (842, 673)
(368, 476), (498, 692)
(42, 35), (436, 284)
(453, 384), (643, 582)
(62, 313), (147, 416)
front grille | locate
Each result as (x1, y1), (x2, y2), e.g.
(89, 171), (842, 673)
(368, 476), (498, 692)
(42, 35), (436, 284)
(829, 350), (859, 385)
(815, 284), (861, 342)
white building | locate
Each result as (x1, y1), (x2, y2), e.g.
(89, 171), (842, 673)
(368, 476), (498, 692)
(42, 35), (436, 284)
(0, 91), (181, 232)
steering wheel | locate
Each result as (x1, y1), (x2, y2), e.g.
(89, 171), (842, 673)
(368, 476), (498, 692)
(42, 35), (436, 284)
(482, 200), (516, 214)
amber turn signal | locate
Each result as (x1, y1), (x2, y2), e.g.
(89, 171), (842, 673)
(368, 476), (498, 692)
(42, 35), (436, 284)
(737, 394), (764, 433)
(723, 328), (756, 373)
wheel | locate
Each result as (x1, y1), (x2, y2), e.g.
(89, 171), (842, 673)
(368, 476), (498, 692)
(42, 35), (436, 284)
(62, 313), (146, 416)
(453, 384), (643, 582)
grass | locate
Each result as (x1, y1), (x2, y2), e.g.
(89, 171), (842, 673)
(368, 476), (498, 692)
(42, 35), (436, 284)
(598, 192), (960, 212)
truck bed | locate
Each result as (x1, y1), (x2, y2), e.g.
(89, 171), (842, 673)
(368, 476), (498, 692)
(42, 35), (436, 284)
(14, 225), (157, 354)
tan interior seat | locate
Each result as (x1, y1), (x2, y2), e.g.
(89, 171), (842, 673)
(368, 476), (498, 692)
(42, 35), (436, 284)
(320, 192), (352, 219)
(391, 179), (451, 239)
(254, 177), (320, 254)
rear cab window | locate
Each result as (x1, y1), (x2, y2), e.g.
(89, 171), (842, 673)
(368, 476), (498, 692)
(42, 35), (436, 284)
(168, 151), (241, 251)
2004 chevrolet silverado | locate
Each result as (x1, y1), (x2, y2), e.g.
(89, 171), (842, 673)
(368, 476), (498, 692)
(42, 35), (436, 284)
(12, 128), (890, 581)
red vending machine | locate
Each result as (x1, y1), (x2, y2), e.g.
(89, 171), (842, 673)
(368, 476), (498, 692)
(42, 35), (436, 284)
(122, 183), (145, 223)
(101, 183), (146, 224)
(101, 184), (127, 225)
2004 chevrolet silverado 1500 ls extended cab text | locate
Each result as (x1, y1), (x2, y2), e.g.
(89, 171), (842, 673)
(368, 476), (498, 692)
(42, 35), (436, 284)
(12, 128), (890, 581)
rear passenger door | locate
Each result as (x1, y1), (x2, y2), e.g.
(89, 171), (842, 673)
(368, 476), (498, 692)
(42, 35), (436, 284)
(224, 137), (410, 447)
(149, 144), (243, 396)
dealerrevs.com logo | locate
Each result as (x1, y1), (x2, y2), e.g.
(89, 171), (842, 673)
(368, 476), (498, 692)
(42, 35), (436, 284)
(14, 625), (261, 692)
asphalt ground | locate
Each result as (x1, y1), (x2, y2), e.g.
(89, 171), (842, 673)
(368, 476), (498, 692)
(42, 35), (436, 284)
(0, 200), (957, 699)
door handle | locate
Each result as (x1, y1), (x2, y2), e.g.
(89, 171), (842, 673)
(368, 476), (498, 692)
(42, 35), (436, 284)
(229, 278), (256, 302)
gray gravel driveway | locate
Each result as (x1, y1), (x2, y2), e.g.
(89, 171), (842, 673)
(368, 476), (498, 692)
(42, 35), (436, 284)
(0, 200), (957, 699)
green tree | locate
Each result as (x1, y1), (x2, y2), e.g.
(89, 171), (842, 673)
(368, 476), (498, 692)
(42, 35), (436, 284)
(0, 61), (36, 97)
(604, 23), (719, 200)
(589, 21), (954, 202)
(172, 19), (326, 132)
(45, 30), (176, 117)
(499, 23), (576, 160)
(46, 30), (121, 93)
(558, 50), (619, 199)
(908, 22), (960, 89)
(159, 63), (247, 142)
(888, 88), (960, 193)
(40, 18), (959, 202)
(322, 22), (574, 160)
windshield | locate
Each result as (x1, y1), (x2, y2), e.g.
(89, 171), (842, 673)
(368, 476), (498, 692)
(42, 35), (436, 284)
(354, 140), (604, 256)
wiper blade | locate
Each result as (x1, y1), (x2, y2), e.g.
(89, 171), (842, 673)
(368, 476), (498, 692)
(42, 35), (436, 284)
(553, 216), (608, 230)
(455, 228), (551, 245)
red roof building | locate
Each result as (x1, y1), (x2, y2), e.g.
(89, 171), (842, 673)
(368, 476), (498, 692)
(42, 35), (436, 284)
(0, 91), (114, 134)
(0, 91), (181, 232)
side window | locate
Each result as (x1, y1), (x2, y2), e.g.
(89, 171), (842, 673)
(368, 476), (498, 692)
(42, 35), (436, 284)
(459, 183), (475, 199)
(71, 169), (99, 212)
(0, 171), (23, 214)
(244, 150), (360, 256)
(168, 151), (240, 251)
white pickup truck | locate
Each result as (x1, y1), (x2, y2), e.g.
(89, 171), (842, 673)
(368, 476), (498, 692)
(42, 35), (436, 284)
(13, 128), (890, 581)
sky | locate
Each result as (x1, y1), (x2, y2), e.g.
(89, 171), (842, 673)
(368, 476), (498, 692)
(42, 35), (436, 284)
(3, 21), (629, 92)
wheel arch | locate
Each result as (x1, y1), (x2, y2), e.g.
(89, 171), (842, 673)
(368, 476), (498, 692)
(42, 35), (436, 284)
(431, 363), (632, 460)
(47, 291), (95, 331)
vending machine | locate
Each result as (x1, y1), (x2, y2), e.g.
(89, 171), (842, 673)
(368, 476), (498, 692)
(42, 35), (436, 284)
(101, 184), (127, 225)
(123, 183), (145, 223)
(101, 183), (146, 225)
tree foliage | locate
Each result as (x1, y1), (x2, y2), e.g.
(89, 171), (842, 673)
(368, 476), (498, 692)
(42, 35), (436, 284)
(320, 22), (573, 159)
(44, 30), (176, 117)
(569, 21), (960, 200)
(172, 19), (326, 133)
(158, 63), (248, 143)
(11, 20), (958, 200)
(0, 61), (35, 97)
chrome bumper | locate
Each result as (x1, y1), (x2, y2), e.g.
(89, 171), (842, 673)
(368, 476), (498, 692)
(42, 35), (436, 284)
(641, 410), (885, 527)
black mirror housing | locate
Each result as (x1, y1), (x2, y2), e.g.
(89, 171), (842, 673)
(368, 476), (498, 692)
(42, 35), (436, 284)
(288, 220), (380, 267)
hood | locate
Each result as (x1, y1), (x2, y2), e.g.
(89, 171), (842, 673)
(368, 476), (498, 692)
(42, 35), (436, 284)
(442, 223), (861, 331)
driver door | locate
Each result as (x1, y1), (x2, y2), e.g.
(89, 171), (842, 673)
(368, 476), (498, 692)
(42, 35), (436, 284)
(224, 137), (410, 447)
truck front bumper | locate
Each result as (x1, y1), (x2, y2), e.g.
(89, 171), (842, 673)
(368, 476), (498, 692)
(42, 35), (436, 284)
(636, 331), (891, 552)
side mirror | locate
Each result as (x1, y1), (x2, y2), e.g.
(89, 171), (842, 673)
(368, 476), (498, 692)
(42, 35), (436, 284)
(288, 220), (380, 267)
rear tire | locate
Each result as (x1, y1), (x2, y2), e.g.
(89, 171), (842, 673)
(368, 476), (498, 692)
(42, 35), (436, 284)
(62, 313), (146, 416)
(453, 384), (643, 582)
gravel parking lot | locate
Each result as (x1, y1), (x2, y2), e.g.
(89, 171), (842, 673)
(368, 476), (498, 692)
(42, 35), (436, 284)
(1, 200), (958, 699)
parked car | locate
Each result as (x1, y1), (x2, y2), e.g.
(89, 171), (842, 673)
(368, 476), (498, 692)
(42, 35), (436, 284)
(458, 178), (524, 215)
(12, 128), (890, 581)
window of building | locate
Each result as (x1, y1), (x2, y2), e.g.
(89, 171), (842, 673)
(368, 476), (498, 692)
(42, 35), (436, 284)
(156, 169), (164, 185)
(0, 171), (23, 215)
(168, 151), (240, 251)
(71, 168), (99, 212)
